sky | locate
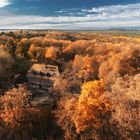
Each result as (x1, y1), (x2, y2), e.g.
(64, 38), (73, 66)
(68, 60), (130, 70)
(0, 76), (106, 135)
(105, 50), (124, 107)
(0, 0), (140, 30)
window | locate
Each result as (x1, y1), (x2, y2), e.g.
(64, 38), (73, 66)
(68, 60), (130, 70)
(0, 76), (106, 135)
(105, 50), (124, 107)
(46, 73), (52, 77)
(40, 72), (45, 76)
(32, 71), (38, 75)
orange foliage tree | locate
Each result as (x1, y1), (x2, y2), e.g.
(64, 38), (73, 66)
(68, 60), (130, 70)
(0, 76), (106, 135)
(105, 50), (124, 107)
(45, 46), (57, 60)
(73, 54), (98, 81)
(73, 80), (111, 133)
(28, 44), (45, 62)
(0, 85), (53, 139)
(0, 85), (31, 128)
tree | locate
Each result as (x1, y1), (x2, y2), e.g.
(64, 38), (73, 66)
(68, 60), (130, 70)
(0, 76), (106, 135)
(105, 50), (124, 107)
(110, 74), (140, 139)
(45, 46), (57, 60)
(28, 44), (45, 62)
(5, 39), (17, 58)
(0, 85), (31, 128)
(0, 48), (13, 87)
(16, 38), (30, 58)
(0, 85), (52, 139)
(73, 80), (111, 135)
(73, 54), (99, 81)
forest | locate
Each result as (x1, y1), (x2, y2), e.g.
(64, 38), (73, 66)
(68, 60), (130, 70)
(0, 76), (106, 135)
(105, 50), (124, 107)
(0, 30), (139, 140)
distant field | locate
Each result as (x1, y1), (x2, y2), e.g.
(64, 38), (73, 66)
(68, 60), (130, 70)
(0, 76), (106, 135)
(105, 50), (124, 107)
(1, 29), (140, 36)
(91, 30), (140, 36)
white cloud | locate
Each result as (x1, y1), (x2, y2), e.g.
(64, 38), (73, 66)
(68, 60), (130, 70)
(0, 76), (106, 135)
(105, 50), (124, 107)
(0, 3), (140, 29)
(81, 3), (140, 19)
(0, 0), (11, 8)
(0, 15), (140, 30)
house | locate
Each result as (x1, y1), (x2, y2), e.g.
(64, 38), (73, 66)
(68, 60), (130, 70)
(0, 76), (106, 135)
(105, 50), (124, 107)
(27, 64), (60, 90)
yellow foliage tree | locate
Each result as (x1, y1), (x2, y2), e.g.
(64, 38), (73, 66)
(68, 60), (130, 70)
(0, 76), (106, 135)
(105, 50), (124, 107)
(73, 80), (111, 133)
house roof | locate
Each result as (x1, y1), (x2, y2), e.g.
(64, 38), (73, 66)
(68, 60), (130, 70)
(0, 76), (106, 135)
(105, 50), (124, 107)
(28, 64), (60, 77)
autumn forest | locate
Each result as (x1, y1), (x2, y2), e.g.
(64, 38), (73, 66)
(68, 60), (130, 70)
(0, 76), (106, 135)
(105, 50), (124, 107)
(0, 30), (139, 140)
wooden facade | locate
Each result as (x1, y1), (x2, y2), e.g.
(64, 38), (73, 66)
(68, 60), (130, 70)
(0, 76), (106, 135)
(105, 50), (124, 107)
(27, 64), (60, 90)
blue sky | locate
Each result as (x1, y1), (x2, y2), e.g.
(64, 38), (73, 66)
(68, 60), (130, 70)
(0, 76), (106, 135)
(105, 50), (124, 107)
(0, 0), (140, 29)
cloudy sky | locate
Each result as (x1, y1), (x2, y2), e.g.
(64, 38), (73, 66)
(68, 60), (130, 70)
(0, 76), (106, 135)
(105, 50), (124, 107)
(0, 0), (140, 30)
